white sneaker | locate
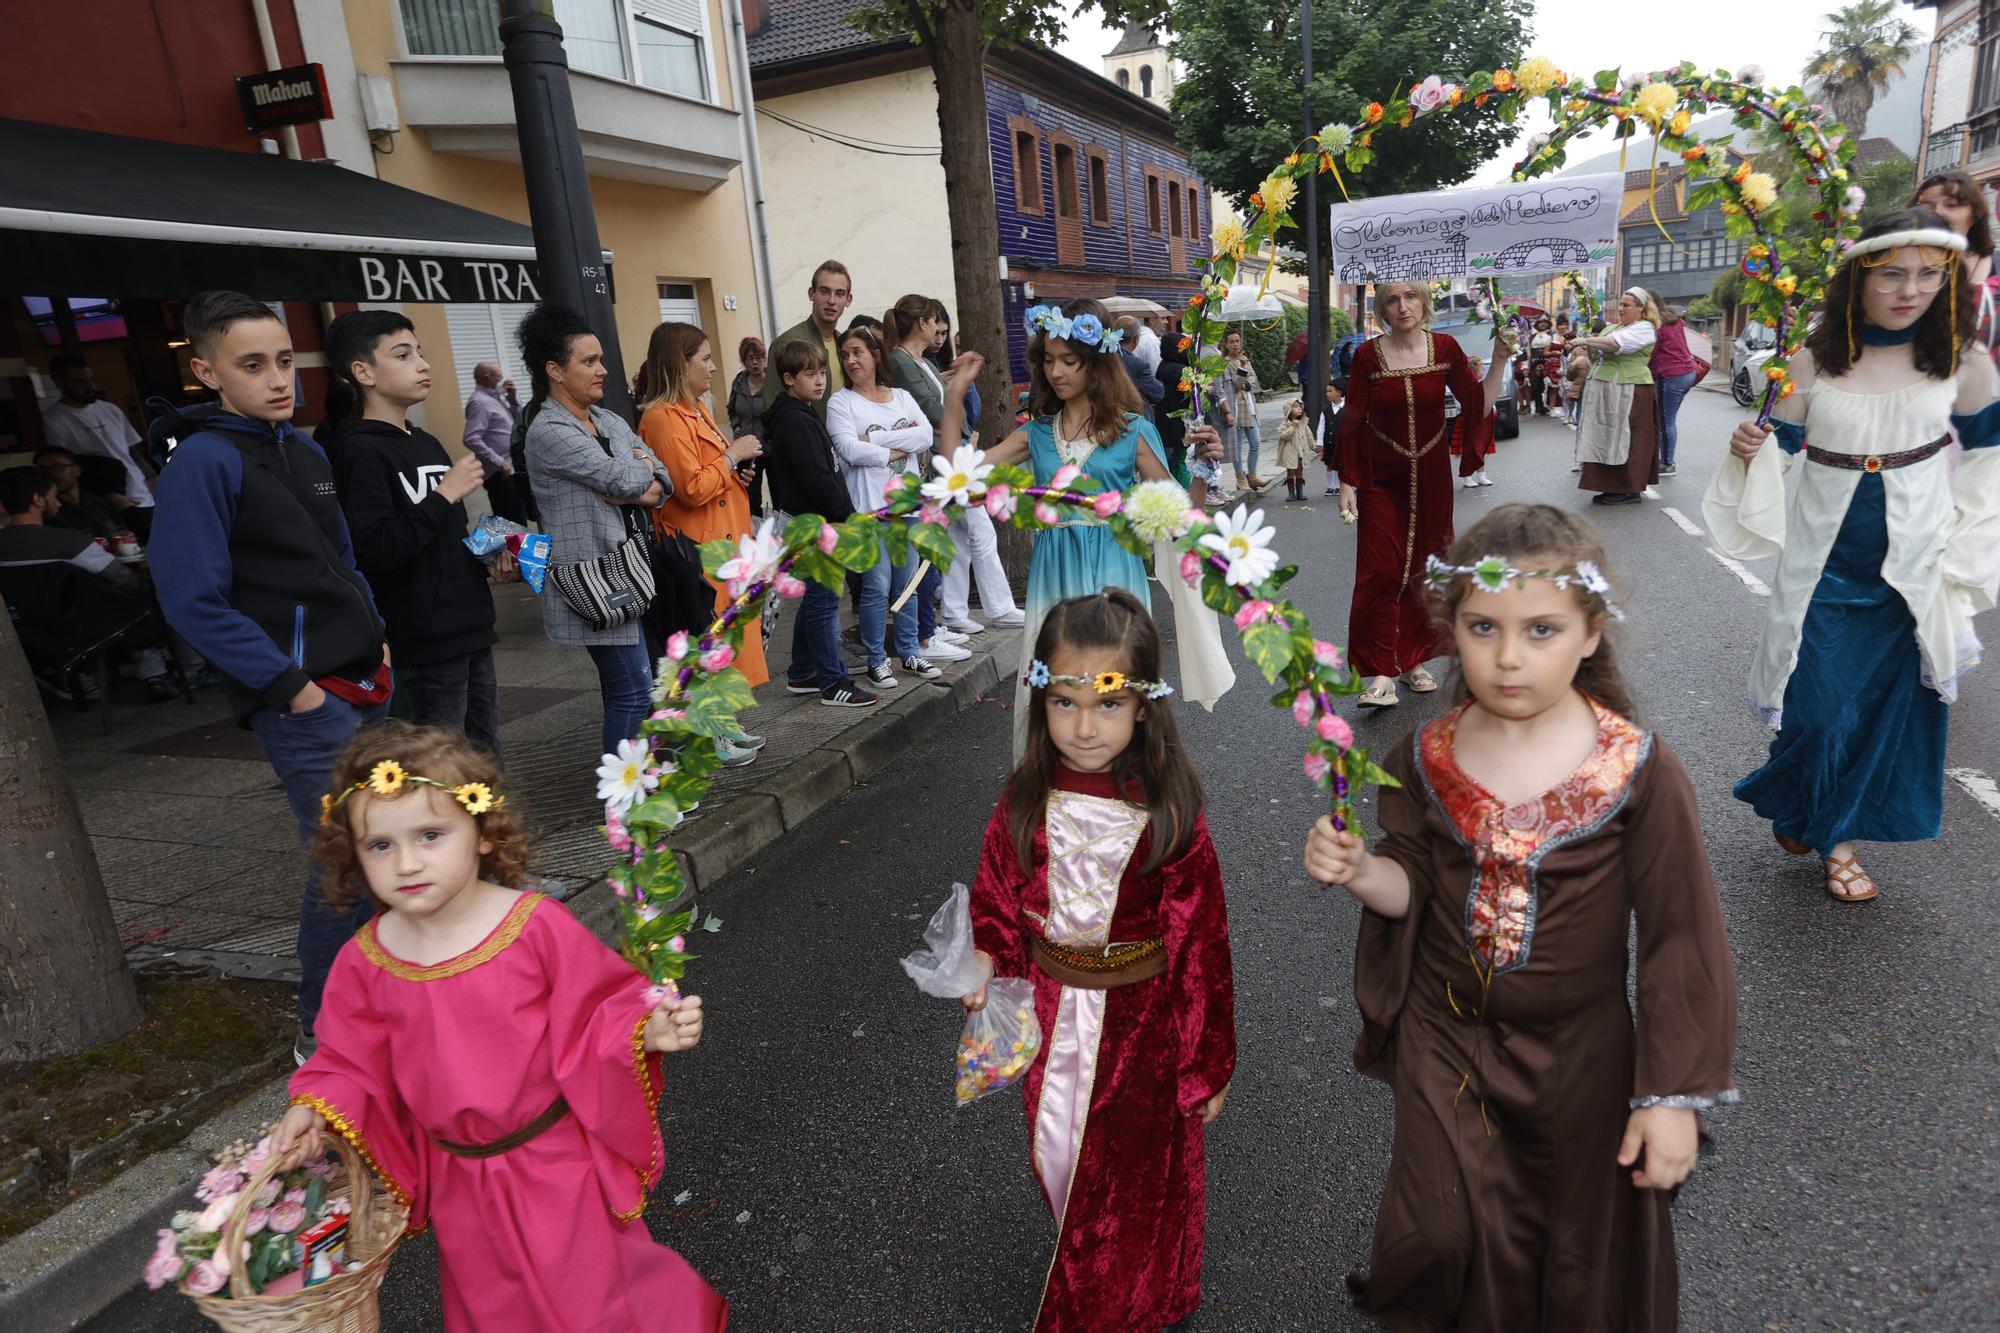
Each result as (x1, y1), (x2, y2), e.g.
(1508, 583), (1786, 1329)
(1462, 476), (1481, 489)
(918, 635), (971, 661)
(1476, 472), (1494, 487)
(988, 610), (1026, 628)
(943, 618), (986, 636)
(933, 627), (970, 645)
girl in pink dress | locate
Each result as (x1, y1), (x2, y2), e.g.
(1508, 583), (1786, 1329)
(962, 589), (1237, 1332)
(270, 722), (726, 1332)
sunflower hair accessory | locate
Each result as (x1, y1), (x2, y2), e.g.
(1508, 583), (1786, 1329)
(1423, 554), (1626, 621)
(1022, 658), (1174, 699)
(1022, 306), (1125, 353)
(320, 760), (504, 825)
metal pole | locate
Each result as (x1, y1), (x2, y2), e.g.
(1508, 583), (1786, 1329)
(499, 0), (632, 420)
(1300, 0), (1329, 436)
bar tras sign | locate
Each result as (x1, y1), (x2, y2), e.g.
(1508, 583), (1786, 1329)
(357, 257), (546, 304)
(235, 64), (332, 134)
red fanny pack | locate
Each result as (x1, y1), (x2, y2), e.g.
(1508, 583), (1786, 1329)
(316, 661), (393, 708)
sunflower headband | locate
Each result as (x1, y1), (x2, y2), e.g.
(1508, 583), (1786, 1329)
(1424, 554), (1626, 621)
(319, 760), (503, 825)
(1022, 306), (1125, 354)
(1023, 659), (1174, 699)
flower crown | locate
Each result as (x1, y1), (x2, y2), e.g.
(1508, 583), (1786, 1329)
(1022, 659), (1173, 699)
(1423, 554), (1626, 620)
(320, 760), (503, 825)
(1023, 306), (1125, 354)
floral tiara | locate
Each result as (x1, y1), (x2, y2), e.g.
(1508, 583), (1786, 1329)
(320, 760), (503, 825)
(1423, 554), (1626, 621)
(1023, 306), (1125, 354)
(1023, 659), (1173, 699)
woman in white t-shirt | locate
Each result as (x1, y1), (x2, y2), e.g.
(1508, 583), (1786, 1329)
(828, 324), (939, 689)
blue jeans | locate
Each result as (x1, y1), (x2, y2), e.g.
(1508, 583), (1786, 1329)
(397, 647), (502, 758)
(248, 691), (389, 1035)
(1657, 370), (1697, 467)
(858, 535), (920, 668)
(586, 641), (654, 757)
(917, 565), (942, 641)
(788, 579), (845, 688)
(1229, 420), (1263, 477)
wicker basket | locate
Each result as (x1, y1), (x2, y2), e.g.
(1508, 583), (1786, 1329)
(184, 1133), (408, 1333)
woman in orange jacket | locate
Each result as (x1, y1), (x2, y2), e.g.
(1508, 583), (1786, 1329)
(638, 322), (771, 742)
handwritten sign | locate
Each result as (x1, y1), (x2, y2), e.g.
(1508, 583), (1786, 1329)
(1330, 173), (1621, 285)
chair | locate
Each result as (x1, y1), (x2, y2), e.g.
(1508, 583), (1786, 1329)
(0, 562), (190, 733)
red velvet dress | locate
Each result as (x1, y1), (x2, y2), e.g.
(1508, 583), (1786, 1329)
(969, 767), (1237, 1333)
(1335, 333), (1486, 678)
(291, 894), (727, 1333)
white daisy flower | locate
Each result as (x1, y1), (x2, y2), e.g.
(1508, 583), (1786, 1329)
(1197, 505), (1279, 588)
(920, 447), (995, 507)
(595, 738), (658, 815)
(714, 515), (785, 598)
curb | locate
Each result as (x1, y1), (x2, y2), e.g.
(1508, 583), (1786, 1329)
(0, 1071), (291, 1332)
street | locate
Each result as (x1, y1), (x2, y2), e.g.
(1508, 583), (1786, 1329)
(92, 387), (2000, 1331)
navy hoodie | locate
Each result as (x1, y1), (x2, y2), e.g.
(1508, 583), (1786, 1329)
(150, 404), (384, 722)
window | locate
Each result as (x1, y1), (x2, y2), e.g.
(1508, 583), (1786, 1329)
(1116, 68), (1130, 89)
(657, 281), (698, 327)
(633, 0), (709, 99)
(1140, 65), (1154, 99)
(1054, 141), (1079, 219)
(1168, 180), (1182, 237)
(398, 0), (711, 102)
(1088, 151), (1110, 225)
(445, 301), (537, 406)
(1145, 169), (1162, 233)
(1012, 121), (1044, 213)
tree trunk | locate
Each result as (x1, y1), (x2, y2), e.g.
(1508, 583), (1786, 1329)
(0, 612), (140, 1063)
(929, 1), (1033, 583)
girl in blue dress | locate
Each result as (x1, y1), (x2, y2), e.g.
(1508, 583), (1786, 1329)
(940, 297), (1228, 757)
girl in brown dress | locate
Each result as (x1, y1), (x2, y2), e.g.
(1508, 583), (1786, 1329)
(1304, 503), (1740, 1332)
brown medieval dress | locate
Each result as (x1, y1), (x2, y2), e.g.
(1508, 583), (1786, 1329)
(1351, 698), (1740, 1332)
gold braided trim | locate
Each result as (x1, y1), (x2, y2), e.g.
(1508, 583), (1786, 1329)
(612, 1011), (665, 1224)
(289, 1092), (417, 1223)
(355, 893), (542, 982)
(1035, 936), (1165, 972)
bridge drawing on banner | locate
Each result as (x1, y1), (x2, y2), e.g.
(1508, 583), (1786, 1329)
(1329, 174), (1622, 285)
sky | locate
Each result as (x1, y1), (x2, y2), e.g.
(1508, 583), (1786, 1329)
(1051, 0), (1933, 182)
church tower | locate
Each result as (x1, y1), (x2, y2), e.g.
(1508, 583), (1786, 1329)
(1103, 22), (1174, 107)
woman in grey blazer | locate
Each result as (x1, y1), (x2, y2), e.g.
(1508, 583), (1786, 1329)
(518, 303), (674, 756)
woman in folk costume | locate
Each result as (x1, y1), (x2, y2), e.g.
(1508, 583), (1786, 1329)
(938, 298), (1233, 760)
(1706, 207), (2000, 901)
(1574, 287), (1663, 505)
(1336, 281), (1516, 709)
(962, 590), (1236, 1333)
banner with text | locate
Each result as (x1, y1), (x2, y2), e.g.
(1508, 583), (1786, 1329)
(1329, 173), (1621, 286)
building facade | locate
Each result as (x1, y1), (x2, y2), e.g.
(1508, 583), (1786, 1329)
(1915, 0), (1994, 191)
(1102, 24), (1175, 109)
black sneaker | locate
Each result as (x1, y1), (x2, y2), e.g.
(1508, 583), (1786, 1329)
(145, 676), (181, 702)
(785, 679), (822, 695)
(899, 655), (942, 680)
(865, 662), (900, 689)
(820, 678), (880, 708)
(1658, 465), (1678, 477)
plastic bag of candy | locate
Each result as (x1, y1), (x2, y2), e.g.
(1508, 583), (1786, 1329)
(901, 884), (1042, 1106)
(463, 517), (551, 594)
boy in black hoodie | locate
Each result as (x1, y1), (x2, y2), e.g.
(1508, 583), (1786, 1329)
(324, 310), (511, 754)
(764, 340), (877, 708)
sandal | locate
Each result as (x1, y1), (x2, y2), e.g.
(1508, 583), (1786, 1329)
(1357, 678), (1400, 708)
(1775, 832), (1812, 856)
(1404, 666), (1439, 693)
(1822, 853), (1879, 903)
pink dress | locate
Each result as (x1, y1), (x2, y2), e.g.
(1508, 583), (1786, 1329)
(291, 893), (727, 1332)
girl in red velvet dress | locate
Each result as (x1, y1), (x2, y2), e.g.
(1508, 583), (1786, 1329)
(963, 589), (1236, 1333)
(1337, 282), (1515, 709)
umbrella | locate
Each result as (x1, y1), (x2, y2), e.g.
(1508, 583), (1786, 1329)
(1099, 295), (1171, 317)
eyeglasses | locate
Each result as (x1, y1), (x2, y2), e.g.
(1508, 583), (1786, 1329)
(1865, 266), (1950, 293)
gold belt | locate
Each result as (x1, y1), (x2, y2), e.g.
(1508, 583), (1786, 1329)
(1032, 936), (1167, 989)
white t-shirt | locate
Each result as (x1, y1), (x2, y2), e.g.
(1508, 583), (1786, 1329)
(42, 399), (154, 506)
(826, 386), (933, 515)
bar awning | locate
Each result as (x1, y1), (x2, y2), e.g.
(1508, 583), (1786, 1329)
(0, 118), (609, 303)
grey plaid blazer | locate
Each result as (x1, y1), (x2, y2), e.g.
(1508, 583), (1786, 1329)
(524, 403), (673, 646)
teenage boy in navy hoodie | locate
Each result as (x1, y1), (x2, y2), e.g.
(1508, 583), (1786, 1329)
(323, 310), (512, 756)
(150, 290), (389, 1062)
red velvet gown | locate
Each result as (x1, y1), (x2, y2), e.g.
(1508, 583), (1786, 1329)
(291, 893), (727, 1333)
(969, 767), (1237, 1333)
(1335, 333), (1486, 678)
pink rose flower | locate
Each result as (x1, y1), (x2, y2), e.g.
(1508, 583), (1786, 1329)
(605, 810), (631, 851)
(268, 1201), (308, 1235)
(1051, 463), (1082, 489)
(775, 574), (807, 599)
(253, 1177), (282, 1206)
(143, 1250), (183, 1291)
(668, 934), (687, 952)
(699, 644), (735, 672)
(184, 1259), (226, 1295)
(1179, 551), (1204, 588)
(304, 1159), (335, 1180)
(1312, 640), (1343, 668)
(155, 1228), (178, 1258)
(195, 1195), (236, 1235)
(1411, 75), (1449, 114)
(1304, 752), (1332, 782)
(1185, 508), (1207, 529)
(1093, 491), (1122, 518)
(643, 981), (682, 1008)
(612, 882), (630, 899)
(818, 523), (839, 554)
(918, 502), (949, 526)
(195, 1163), (241, 1203)
(242, 1207), (269, 1236)
(1233, 599), (1273, 630)
(665, 630), (691, 662)
(284, 1187), (307, 1205)
(1292, 690), (1315, 728)
(1034, 502), (1060, 526)
(1318, 714), (1355, 748)
(984, 484), (1016, 520)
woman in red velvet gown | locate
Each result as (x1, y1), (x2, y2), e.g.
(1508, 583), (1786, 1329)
(1336, 282), (1515, 708)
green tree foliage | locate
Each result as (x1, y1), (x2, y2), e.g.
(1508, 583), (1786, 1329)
(1170, 0), (1535, 213)
(1804, 0), (1920, 138)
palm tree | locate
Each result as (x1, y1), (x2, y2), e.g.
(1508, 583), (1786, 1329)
(1804, 0), (1921, 137)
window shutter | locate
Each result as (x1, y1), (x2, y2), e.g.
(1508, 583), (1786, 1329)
(445, 303), (537, 407)
(632, 0), (704, 34)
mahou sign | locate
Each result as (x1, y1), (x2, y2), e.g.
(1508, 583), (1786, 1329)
(235, 64), (332, 135)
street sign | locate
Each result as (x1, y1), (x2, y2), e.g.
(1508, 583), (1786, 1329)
(235, 64), (331, 135)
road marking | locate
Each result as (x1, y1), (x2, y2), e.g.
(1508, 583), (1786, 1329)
(1949, 768), (2000, 824)
(1659, 506), (1772, 596)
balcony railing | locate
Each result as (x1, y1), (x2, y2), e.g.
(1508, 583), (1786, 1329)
(1928, 124), (1968, 172)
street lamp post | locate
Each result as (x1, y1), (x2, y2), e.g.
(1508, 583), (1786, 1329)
(1300, 0), (1329, 437)
(498, 0), (632, 419)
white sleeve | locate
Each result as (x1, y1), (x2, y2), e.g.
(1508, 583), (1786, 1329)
(1611, 322), (1658, 355)
(71, 543), (119, 575)
(873, 390), (940, 460)
(827, 392), (893, 469)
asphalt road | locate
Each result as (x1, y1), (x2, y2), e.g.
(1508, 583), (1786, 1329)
(95, 386), (2000, 1331)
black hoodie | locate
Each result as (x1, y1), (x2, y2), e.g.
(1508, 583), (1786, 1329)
(764, 391), (854, 522)
(327, 418), (496, 667)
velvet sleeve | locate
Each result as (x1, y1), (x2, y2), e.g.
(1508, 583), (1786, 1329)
(1624, 739), (1743, 1111)
(289, 947), (429, 1232)
(1351, 734), (1436, 1084)
(1440, 335), (1488, 420)
(968, 801), (1033, 978)
(1160, 816), (1236, 1111)
(1334, 342), (1374, 486)
(530, 900), (674, 1222)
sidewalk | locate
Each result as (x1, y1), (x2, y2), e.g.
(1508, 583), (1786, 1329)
(54, 581), (1019, 973)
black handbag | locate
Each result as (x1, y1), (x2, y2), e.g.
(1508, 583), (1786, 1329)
(549, 432), (659, 632)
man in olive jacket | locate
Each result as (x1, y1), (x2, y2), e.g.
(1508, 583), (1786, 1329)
(761, 259), (854, 420)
